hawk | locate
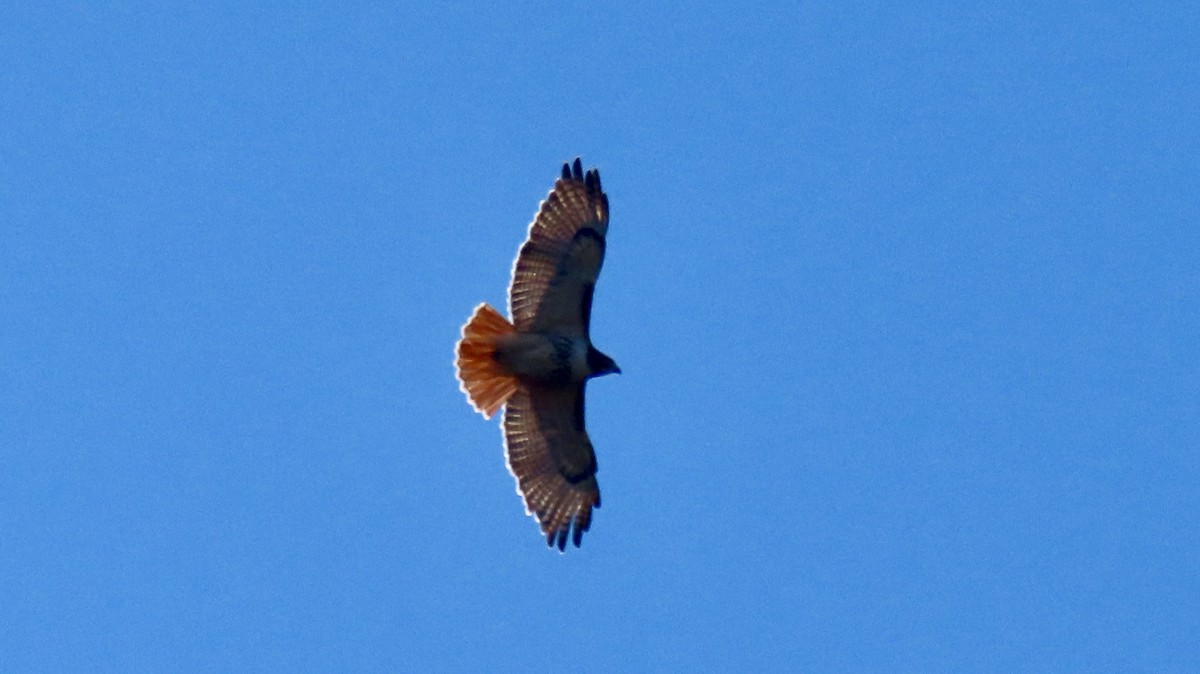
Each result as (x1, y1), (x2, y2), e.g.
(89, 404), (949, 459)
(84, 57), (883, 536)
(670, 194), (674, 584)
(455, 158), (620, 551)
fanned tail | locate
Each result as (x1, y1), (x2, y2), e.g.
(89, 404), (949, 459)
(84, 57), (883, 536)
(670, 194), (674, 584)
(455, 303), (518, 418)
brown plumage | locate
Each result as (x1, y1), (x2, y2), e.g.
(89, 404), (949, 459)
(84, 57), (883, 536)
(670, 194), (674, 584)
(455, 158), (619, 551)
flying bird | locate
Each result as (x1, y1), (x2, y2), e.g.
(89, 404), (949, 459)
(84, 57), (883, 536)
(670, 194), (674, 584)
(455, 158), (620, 551)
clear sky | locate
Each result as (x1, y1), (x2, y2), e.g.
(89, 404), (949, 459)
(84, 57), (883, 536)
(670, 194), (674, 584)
(2, 3), (1197, 672)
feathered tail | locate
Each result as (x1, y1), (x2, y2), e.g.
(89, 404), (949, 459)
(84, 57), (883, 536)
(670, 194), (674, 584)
(455, 303), (518, 418)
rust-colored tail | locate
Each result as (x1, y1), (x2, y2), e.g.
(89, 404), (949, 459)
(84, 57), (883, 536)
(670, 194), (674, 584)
(455, 303), (518, 418)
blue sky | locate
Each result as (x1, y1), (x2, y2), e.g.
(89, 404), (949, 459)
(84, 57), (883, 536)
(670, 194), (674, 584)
(2, 3), (1197, 671)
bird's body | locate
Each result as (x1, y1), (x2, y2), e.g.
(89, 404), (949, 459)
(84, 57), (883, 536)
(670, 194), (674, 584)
(493, 332), (592, 384)
(455, 158), (619, 551)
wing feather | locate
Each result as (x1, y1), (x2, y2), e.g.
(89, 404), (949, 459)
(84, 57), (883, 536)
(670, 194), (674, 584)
(508, 158), (609, 336)
(502, 383), (600, 551)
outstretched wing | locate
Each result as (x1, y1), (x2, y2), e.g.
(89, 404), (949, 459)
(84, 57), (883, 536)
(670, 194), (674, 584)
(502, 382), (601, 551)
(508, 158), (609, 337)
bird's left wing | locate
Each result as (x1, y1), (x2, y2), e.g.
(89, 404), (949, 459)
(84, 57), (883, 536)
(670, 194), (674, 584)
(502, 382), (601, 550)
(508, 158), (609, 338)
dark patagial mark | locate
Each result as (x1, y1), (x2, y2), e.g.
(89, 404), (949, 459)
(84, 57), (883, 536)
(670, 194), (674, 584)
(572, 389), (587, 432)
(572, 227), (605, 248)
(554, 228), (605, 275)
(580, 282), (595, 327)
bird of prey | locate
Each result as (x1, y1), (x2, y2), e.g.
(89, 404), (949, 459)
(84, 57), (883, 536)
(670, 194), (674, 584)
(455, 158), (620, 551)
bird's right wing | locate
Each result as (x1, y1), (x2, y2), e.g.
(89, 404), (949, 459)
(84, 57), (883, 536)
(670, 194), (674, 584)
(508, 158), (609, 338)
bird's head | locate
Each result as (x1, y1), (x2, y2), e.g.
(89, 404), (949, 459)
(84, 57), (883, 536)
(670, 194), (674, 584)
(586, 347), (621, 378)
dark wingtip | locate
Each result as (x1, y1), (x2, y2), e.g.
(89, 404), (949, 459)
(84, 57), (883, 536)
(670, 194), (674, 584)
(572, 157), (583, 181)
(561, 162), (571, 181)
(584, 168), (603, 195)
(545, 525), (570, 552)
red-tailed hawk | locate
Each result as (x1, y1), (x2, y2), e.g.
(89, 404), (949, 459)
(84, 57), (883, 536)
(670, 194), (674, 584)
(455, 158), (620, 551)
